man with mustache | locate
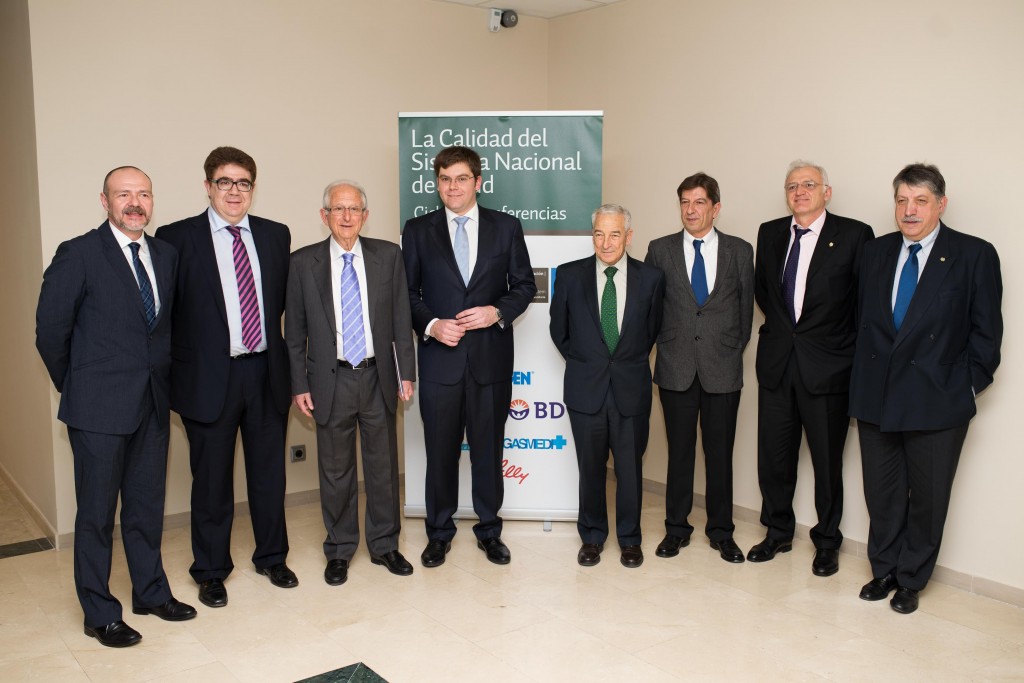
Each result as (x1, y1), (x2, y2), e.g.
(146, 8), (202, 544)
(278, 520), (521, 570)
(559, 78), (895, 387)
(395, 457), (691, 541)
(36, 167), (196, 648)
(849, 163), (1002, 614)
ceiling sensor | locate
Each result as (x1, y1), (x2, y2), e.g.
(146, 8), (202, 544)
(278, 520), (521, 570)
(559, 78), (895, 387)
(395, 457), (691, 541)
(489, 8), (519, 32)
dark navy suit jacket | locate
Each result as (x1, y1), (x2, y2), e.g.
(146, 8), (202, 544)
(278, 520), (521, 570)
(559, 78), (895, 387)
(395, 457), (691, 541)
(402, 206), (535, 386)
(549, 255), (665, 417)
(155, 212), (291, 421)
(849, 224), (1002, 431)
(36, 223), (177, 434)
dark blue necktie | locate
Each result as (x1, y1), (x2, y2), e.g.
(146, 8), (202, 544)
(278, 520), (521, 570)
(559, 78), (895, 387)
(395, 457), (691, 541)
(782, 228), (811, 326)
(129, 242), (156, 331)
(691, 239), (709, 306)
(893, 243), (922, 331)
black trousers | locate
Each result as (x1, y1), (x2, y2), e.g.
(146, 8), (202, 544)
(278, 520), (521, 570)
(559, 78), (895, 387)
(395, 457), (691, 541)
(858, 420), (968, 590)
(68, 399), (171, 627)
(568, 387), (648, 547)
(756, 357), (850, 548)
(419, 368), (511, 542)
(316, 364), (401, 560)
(660, 378), (741, 542)
(182, 353), (288, 582)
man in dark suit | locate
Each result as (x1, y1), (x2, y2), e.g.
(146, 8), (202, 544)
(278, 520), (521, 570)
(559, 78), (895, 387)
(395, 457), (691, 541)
(36, 167), (196, 648)
(402, 146), (536, 568)
(646, 173), (754, 564)
(286, 180), (416, 586)
(850, 163), (1002, 614)
(155, 147), (295, 608)
(550, 204), (665, 568)
(751, 160), (873, 576)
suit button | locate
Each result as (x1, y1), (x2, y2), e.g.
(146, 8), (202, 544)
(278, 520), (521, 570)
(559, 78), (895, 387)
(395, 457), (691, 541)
(696, 311), (703, 317)
(870, 354), (876, 359)
(694, 335), (702, 341)
(910, 360), (916, 365)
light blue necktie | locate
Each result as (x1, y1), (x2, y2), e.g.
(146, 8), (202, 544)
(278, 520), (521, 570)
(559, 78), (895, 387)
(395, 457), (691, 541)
(129, 242), (156, 331)
(453, 215), (470, 285)
(893, 243), (922, 331)
(340, 252), (366, 365)
(691, 239), (709, 306)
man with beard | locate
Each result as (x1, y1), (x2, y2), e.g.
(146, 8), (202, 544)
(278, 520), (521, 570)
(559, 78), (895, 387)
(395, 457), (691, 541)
(36, 166), (196, 648)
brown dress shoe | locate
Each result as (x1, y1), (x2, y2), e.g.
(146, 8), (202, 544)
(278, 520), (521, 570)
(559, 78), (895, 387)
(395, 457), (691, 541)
(577, 543), (604, 566)
(620, 545), (644, 568)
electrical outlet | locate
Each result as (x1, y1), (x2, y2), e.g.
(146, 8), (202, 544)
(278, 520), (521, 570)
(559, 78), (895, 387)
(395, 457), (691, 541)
(289, 445), (306, 463)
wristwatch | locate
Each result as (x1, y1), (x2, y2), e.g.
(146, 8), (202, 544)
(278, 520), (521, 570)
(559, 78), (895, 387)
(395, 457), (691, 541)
(494, 307), (504, 325)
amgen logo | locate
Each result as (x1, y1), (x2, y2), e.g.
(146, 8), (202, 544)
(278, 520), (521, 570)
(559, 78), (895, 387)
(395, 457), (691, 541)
(509, 399), (530, 420)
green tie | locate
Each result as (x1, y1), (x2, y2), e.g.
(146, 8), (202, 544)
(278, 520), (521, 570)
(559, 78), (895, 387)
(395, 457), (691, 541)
(601, 266), (619, 354)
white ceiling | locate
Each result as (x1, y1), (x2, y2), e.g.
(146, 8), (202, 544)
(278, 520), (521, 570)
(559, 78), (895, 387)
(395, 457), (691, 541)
(433, 0), (623, 20)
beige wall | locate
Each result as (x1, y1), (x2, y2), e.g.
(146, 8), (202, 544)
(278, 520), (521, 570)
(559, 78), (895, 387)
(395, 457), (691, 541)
(0, 0), (57, 536)
(9, 0), (1021, 592)
(548, 0), (1023, 591)
(24, 0), (549, 534)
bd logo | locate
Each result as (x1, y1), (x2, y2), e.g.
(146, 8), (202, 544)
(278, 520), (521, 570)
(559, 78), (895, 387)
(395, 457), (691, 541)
(509, 399), (530, 421)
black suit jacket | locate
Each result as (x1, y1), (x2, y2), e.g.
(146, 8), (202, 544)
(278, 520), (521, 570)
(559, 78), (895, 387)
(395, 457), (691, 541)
(285, 236), (416, 422)
(754, 211), (874, 394)
(549, 255), (665, 417)
(849, 224), (1002, 431)
(402, 206), (536, 385)
(36, 224), (177, 434)
(155, 212), (291, 421)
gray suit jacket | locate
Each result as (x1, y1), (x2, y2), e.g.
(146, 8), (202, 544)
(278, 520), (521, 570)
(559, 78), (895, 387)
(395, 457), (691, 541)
(285, 236), (415, 423)
(645, 228), (754, 394)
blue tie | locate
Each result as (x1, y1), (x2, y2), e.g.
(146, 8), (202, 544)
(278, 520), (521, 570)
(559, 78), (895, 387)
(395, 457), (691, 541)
(782, 227), (811, 326)
(453, 216), (470, 285)
(340, 252), (366, 365)
(893, 243), (922, 331)
(129, 242), (156, 331)
(691, 239), (709, 306)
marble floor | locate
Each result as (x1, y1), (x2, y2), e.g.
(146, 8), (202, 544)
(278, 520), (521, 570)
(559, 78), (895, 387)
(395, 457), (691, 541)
(0, 485), (1022, 682)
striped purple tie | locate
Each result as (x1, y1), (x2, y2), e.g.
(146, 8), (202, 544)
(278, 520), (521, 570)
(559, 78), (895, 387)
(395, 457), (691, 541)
(226, 225), (262, 351)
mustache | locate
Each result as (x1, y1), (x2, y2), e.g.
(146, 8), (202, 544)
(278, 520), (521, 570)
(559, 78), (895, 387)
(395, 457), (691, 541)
(123, 205), (147, 216)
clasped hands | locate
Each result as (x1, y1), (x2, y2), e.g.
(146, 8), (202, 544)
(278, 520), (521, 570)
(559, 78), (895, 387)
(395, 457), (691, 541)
(431, 306), (499, 347)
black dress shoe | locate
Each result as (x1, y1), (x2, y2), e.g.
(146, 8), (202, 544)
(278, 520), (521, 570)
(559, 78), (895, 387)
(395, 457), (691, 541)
(812, 548), (840, 576)
(710, 538), (745, 563)
(655, 534), (689, 558)
(577, 543), (604, 567)
(324, 559), (349, 586)
(371, 550), (414, 576)
(746, 536), (793, 562)
(258, 563), (298, 588)
(198, 578), (227, 608)
(84, 620), (142, 648)
(421, 539), (452, 568)
(620, 545), (644, 568)
(891, 586), (920, 614)
(132, 597), (197, 621)
(478, 537), (511, 565)
(859, 573), (898, 601)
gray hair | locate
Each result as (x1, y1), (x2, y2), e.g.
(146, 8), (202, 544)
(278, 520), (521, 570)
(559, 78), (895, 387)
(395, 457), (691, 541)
(893, 163), (945, 199)
(322, 179), (368, 210)
(786, 159), (830, 187)
(591, 203), (632, 231)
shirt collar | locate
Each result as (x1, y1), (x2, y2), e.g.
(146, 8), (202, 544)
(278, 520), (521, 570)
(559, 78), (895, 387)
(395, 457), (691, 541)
(683, 227), (717, 247)
(903, 224), (941, 250)
(791, 210), (827, 235)
(444, 204), (479, 227)
(207, 206), (250, 232)
(108, 221), (145, 251)
(330, 235), (363, 261)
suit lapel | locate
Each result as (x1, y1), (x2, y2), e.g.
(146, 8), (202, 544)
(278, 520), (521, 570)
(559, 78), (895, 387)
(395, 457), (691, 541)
(619, 257), (642, 345)
(770, 221), (791, 286)
(582, 256), (602, 334)
(805, 212), (840, 285)
(145, 234), (174, 327)
(99, 225), (150, 328)
(710, 230), (734, 302)
(666, 232), (695, 303)
(190, 213), (230, 327)
(877, 236), (902, 336)
(894, 225), (953, 345)
(250, 217), (275, 324)
(361, 238), (381, 330)
(313, 239), (337, 333)
(428, 211), (463, 286)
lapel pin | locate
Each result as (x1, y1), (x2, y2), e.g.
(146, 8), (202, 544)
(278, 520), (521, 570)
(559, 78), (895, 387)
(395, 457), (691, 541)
(829, 242), (834, 247)
(940, 257), (946, 262)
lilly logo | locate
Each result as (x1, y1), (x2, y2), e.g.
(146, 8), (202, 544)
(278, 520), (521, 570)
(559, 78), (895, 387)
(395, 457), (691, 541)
(509, 399), (530, 421)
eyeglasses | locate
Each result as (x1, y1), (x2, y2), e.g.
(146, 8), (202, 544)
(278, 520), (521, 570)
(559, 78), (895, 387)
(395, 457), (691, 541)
(785, 181), (825, 193)
(437, 175), (476, 187)
(211, 178), (253, 192)
(325, 206), (365, 216)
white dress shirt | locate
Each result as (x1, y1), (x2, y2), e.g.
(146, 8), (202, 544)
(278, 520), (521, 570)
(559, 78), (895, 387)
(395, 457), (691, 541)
(786, 210), (828, 322)
(109, 223), (161, 314)
(425, 204), (481, 338)
(208, 207), (268, 356)
(331, 236), (375, 360)
(683, 227), (719, 293)
(891, 225), (941, 310)
(595, 253), (627, 330)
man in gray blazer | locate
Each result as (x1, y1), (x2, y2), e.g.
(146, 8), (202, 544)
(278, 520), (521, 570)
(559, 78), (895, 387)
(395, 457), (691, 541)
(285, 180), (416, 586)
(645, 173), (754, 563)
(36, 166), (196, 648)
